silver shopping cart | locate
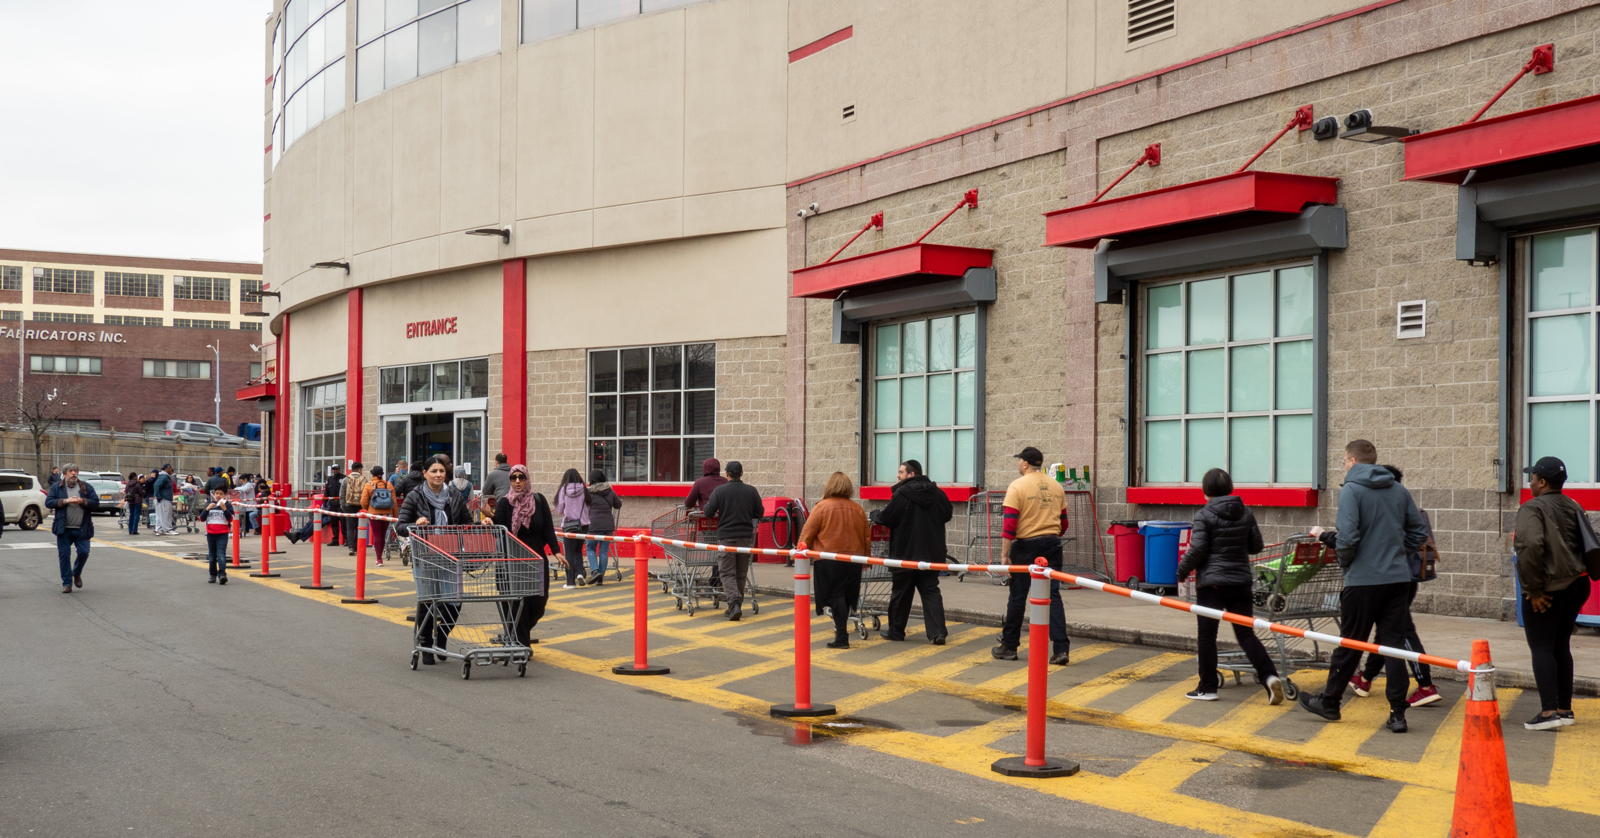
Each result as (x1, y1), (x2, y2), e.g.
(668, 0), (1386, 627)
(850, 525), (894, 639)
(656, 509), (759, 617)
(1207, 534), (1344, 700)
(407, 525), (548, 680)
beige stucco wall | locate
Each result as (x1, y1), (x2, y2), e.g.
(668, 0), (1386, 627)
(286, 294), (348, 382)
(526, 229), (788, 351)
(359, 264), (502, 366)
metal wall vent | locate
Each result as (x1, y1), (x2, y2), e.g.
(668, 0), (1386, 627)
(842, 104), (856, 121)
(1128, 0), (1176, 46)
(1397, 300), (1426, 339)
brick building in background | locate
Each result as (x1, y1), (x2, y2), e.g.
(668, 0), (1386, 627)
(0, 249), (265, 434)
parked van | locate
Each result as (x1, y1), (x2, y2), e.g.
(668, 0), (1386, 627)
(162, 420), (246, 446)
(0, 473), (47, 530)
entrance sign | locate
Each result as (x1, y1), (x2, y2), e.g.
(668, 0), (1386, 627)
(405, 317), (458, 339)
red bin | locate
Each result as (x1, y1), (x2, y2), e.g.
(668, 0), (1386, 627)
(1107, 521), (1145, 586)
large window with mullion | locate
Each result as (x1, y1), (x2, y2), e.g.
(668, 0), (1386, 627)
(871, 311), (979, 486)
(588, 343), (715, 483)
(1141, 264), (1316, 486)
(1524, 226), (1600, 485)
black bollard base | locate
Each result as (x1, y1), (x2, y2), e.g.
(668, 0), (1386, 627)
(990, 756), (1079, 778)
(300, 584), (334, 590)
(249, 571), (281, 578)
(612, 663), (671, 676)
(340, 597), (379, 604)
(770, 703), (837, 718)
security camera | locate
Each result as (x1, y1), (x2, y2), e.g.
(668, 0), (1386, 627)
(796, 208), (808, 218)
(1345, 109), (1374, 130)
(808, 202), (819, 213)
(796, 202), (820, 218)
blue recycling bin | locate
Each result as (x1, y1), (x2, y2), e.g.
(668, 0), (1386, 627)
(1139, 521), (1191, 586)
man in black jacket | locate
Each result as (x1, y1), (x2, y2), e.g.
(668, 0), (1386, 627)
(703, 461), (762, 621)
(323, 465), (345, 547)
(875, 459), (950, 644)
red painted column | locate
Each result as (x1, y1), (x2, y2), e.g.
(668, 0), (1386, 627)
(347, 288), (363, 466)
(275, 314), (292, 490)
(501, 259), (527, 466)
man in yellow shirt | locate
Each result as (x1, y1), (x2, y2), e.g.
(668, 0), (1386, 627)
(994, 446), (1071, 665)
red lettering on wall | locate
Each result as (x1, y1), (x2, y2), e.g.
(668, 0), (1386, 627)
(404, 316), (459, 339)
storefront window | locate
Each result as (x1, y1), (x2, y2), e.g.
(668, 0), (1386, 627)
(1141, 265), (1316, 485)
(357, 0), (498, 102)
(380, 358), (489, 404)
(588, 343), (714, 482)
(870, 312), (978, 485)
(1525, 227), (1600, 485)
(302, 378), (347, 486)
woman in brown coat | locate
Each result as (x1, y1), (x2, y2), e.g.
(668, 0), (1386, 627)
(797, 472), (872, 648)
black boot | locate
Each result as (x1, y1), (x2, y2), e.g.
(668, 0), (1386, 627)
(826, 630), (850, 649)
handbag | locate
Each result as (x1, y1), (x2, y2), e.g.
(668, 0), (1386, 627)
(1577, 507), (1600, 581)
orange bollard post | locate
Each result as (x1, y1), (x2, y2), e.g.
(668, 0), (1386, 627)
(771, 548), (835, 718)
(251, 498), (280, 577)
(1450, 639), (1516, 837)
(228, 512), (251, 569)
(614, 537), (669, 675)
(341, 514), (378, 604)
(992, 559), (1078, 777)
(302, 493), (332, 590)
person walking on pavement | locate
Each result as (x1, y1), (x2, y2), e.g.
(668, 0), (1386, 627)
(797, 472), (871, 648)
(1514, 456), (1597, 730)
(703, 461), (762, 620)
(481, 453), (512, 513)
(152, 464), (176, 535)
(46, 464), (100, 593)
(1349, 464), (1442, 708)
(583, 469), (621, 585)
(993, 447), (1069, 664)
(204, 467), (229, 494)
(361, 466), (397, 566)
(554, 469), (589, 589)
(235, 471), (258, 535)
(684, 457), (726, 510)
(1299, 440), (1430, 733)
(47, 466), (61, 489)
(201, 487), (234, 585)
(394, 461), (423, 504)
(124, 471), (146, 535)
(492, 464), (564, 646)
(341, 462), (368, 555)
(323, 464), (346, 548)
(1176, 468), (1284, 704)
(876, 459), (950, 645)
(397, 455), (471, 664)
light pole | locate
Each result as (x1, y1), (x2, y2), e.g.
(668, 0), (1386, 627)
(205, 343), (221, 426)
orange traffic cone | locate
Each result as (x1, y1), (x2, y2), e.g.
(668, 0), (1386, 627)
(1450, 639), (1517, 837)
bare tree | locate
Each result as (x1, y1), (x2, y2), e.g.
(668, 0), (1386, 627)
(12, 376), (87, 481)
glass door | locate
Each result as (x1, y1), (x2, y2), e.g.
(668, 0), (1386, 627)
(455, 412), (485, 489)
(383, 416), (410, 475)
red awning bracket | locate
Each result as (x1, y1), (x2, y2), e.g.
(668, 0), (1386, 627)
(823, 213), (885, 264)
(1466, 43), (1554, 124)
(1093, 144), (1160, 203)
(1236, 106), (1313, 173)
(912, 189), (979, 244)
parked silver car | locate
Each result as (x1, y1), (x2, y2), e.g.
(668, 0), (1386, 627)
(0, 473), (47, 530)
(86, 480), (127, 515)
(162, 420), (246, 446)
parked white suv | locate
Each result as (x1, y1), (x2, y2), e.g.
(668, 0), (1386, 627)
(0, 473), (47, 530)
(162, 420), (246, 446)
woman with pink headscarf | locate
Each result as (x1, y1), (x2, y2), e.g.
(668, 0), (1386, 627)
(492, 464), (564, 645)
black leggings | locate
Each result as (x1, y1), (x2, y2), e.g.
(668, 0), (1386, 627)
(1523, 576), (1591, 712)
(1195, 583), (1279, 691)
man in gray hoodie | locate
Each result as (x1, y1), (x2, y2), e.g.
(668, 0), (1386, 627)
(1299, 439), (1430, 732)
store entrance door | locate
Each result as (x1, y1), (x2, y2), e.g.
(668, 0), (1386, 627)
(411, 412), (455, 468)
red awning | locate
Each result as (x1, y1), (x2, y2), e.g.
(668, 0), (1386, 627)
(1401, 92), (1600, 184)
(235, 381), (277, 401)
(1043, 171), (1339, 249)
(790, 243), (994, 299)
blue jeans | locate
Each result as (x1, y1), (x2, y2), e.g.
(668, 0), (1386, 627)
(57, 531), (91, 586)
(206, 532), (231, 576)
(127, 501), (141, 534)
(585, 539), (610, 578)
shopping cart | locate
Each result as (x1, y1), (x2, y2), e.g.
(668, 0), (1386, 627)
(657, 508), (759, 617)
(385, 524), (412, 566)
(172, 491), (199, 533)
(850, 525), (895, 639)
(1208, 534), (1344, 699)
(407, 525), (548, 680)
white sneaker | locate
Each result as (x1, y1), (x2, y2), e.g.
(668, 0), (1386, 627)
(1264, 675), (1285, 706)
(561, 583), (575, 590)
(1185, 689), (1218, 701)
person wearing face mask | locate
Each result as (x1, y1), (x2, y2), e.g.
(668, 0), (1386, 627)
(46, 463), (101, 593)
(492, 465), (563, 646)
(398, 454), (473, 664)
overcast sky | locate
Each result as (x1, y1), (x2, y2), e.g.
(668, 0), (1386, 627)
(0, 0), (272, 263)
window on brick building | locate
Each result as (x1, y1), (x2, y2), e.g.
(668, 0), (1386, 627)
(869, 312), (979, 485)
(34, 312), (95, 324)
(587, 343), (714, 482)
(1140, 264), (1317, 486)
(30, 355), (102, 375)
(1523, 226), (1600, 485)
(302, 378), (347, 487)
(240, 279), (264, 300)
(1, 265), (21, 290)
(104, 271), (164, 298)
(143, 359), (212, 379)
(32, 267), (93, 295)
(173, 318), (230, 330)
(173, 275), (230, 301)
(105, 315), (164, 327)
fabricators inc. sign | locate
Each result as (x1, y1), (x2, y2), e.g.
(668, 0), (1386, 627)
(2, 327), (127, 343)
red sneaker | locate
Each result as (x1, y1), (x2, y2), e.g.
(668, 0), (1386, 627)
(1407, 685), (1442, 707)
(1349, 673), (1373, 697)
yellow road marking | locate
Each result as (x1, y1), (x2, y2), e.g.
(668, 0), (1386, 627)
(1055, 653), (1190, 706)
(1367, 785), (1454, 838)
(969, 642), (1119, 694)
(1118, 741), (1227, 788)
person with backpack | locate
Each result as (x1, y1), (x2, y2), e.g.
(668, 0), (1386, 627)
(361, 466), (397, 566)
(583, 469), (622, 585)
(1175, 468), (1285, 704)
(341, 461), (368, 555)
(1348, 464), (1441, 708)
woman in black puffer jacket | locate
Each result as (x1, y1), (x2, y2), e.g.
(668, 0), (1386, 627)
(1175, 468), (1284, 705)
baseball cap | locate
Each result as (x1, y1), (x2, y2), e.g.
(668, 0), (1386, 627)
(1012, 446), (1044, 467)
(1523, 456), (1567, 482)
